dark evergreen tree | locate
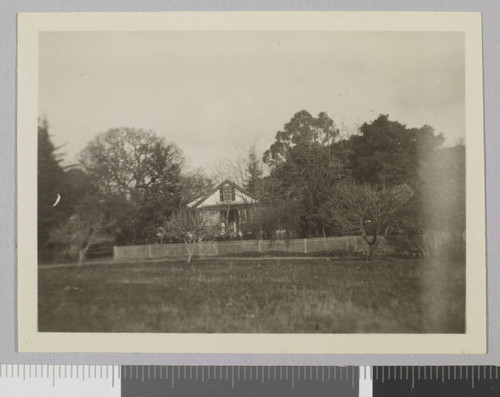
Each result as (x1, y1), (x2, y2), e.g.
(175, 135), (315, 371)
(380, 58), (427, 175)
(37, 119), (67, 257)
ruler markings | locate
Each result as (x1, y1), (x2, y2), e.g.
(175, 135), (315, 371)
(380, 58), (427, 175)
(2, 365), (500, 395)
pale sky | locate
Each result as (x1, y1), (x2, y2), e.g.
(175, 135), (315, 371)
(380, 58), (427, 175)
(39, 31), (465, 171)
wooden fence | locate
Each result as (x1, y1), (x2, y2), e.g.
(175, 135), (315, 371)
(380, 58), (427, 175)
(113, 235), (399, 260)
(113, 231), (464, 261)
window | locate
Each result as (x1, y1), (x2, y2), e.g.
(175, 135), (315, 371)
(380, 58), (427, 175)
(220, 185), (235, 202)
(239, 209), (247, 223)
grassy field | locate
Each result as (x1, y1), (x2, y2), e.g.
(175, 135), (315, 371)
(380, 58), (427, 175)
(38, 257), (465, 333)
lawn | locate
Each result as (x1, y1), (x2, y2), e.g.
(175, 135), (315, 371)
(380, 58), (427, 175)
(38, 257), (465, 333)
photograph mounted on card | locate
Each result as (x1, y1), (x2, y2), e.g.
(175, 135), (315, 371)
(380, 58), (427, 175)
(17, 11), (486, 353)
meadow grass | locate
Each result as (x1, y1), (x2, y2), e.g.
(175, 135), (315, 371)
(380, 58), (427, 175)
(38, 257), (465, 333)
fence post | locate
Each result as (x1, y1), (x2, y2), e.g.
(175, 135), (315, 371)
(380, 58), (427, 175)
(147, 244), (153, 258)
(215, 241), (218, 256)
(258, 239), (262, 253)
(113, 246), (118, 259)
(304, 238), (308, 254)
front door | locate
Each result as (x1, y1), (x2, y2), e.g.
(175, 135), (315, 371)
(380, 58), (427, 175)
(227, 209), (239, 233)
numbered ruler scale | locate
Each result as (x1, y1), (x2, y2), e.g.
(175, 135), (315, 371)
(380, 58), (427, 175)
(0, 365), (498, 396)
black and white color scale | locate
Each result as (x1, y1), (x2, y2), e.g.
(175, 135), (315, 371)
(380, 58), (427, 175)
(0, 365), (499, 396)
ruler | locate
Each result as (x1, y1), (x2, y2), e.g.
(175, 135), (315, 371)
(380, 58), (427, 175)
(0, 365), (498, 396)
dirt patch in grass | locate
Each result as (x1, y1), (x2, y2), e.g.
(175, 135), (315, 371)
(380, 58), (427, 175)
(38, 257), (465, 333)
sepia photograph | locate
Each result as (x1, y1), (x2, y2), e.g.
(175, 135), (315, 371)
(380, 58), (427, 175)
(17, 12), (485, 353)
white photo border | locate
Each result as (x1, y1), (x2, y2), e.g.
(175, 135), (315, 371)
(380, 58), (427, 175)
(17, 11), (486, 354)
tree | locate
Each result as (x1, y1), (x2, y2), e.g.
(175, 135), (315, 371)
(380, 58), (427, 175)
(349, 114), (444, 188)
(164, 209), (216, 263)
(79, 128), (184, 244)
(179, 170), (215, 206)
(321, 181), (414, 259)
(38, 120), (67, 253)
(244, 144), (264, 196)
(263, 110), (346, 237)
(49, 193), (116, 265)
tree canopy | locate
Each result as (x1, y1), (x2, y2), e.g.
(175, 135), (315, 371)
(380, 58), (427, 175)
(79, 128), (185, 244)
(349, 115), (444, 188)
(38, 111), (465, 263)
(263, 110), (347, 237)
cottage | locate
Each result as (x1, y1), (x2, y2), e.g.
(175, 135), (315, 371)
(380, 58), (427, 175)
(187, 179), (258, 237)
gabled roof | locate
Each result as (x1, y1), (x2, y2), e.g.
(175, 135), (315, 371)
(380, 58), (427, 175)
(188, 179), (258, 209)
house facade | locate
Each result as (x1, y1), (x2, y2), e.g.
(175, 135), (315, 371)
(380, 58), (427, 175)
(187, 179), (258, 237)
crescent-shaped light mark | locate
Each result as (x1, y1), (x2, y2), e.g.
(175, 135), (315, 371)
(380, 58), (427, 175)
(53, 193), (61, 207)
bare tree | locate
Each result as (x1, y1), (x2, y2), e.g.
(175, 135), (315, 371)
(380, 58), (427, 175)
(211, 142), (268, 186)
(165, 209), (216, 263)
(49, 195), (112, 266)
(321, 181), (414, 259)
